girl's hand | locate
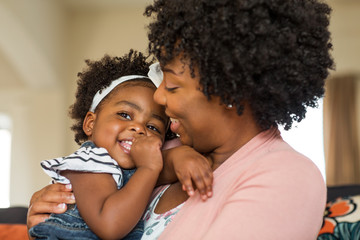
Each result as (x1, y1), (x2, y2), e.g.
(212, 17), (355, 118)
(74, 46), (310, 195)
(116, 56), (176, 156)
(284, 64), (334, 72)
(130, 135), (163, 173)
(171, 146), (213, 201)
(27, 183), (75, 230)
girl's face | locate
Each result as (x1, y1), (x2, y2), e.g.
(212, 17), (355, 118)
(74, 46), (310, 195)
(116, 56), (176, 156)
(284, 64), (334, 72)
(153, 56), (230, 154)
(85, 84), (168, 169)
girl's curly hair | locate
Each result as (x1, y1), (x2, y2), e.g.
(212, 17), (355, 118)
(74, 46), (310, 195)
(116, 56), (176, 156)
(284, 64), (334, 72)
(144, 0), (334, 130)
(69, 50), (155, 145)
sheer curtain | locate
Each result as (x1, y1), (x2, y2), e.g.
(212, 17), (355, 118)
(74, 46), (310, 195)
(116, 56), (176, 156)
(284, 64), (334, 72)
(323, 74), (360, 186)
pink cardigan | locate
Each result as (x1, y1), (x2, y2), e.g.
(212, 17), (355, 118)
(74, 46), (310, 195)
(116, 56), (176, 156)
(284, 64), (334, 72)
(159, 128), (326, 240)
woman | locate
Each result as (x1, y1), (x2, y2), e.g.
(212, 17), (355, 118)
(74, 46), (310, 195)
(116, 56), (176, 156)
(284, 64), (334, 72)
(28, 0), (333, 239)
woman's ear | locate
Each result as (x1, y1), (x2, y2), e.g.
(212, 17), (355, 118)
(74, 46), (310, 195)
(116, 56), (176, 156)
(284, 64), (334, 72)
(83, 112), (96, 137)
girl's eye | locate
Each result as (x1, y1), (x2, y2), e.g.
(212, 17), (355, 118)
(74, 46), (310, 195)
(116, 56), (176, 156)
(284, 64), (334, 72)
(147, 125), (161, 134)
(118, 112), (131, 120)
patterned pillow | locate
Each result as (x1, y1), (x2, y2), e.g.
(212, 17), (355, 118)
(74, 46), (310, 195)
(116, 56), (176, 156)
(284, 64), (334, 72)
(317, 194), (360, 239)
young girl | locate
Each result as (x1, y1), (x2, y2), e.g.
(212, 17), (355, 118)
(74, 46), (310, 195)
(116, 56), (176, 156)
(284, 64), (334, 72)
(29, 50), (212, 240)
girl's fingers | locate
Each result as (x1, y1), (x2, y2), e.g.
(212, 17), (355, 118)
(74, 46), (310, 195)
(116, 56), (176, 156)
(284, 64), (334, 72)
(180, 171), (208, 200)
(202, 170), (213, 197)
(185, 185), (195, 197)
(179, 175), (195, 197)
(191, 167), (213, 200)
(192, 174), (207, 198)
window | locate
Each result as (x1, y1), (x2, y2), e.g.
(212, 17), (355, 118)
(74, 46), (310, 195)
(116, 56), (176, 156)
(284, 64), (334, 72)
(0, 113), (12, 208)
(279, 99), (326, 180)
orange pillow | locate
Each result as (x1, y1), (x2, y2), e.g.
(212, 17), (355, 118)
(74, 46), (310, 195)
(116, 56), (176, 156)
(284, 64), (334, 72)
(0, 224), (28, 240)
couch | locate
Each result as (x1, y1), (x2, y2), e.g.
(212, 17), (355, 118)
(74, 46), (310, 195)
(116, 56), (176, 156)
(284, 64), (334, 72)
(0, 206), (28, 240)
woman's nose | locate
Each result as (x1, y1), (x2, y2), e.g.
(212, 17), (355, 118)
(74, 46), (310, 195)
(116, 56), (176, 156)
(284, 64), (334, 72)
(153, 81), (166, 106)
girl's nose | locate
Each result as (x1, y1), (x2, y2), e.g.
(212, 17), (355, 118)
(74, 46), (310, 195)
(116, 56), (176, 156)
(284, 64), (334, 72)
(130, 123), (146, 135)
(153, 81), (166, 106)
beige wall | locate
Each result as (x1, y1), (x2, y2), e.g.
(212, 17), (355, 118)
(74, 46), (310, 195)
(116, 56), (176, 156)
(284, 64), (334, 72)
(0, 89), (66, 206)
(0, 0), (359, 206)
(328, 0), (360, 74)
(0, 0), (151, 206)
(64, 6), (150, 152)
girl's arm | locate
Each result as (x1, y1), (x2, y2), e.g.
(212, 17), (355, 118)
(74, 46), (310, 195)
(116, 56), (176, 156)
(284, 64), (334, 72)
(158, 145), (213, 201)
(63, 169), (159, 239)
(63, 135), (163, 240)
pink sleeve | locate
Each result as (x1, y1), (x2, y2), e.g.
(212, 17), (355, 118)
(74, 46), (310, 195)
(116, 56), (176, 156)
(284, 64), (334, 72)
(202, 155), (326, 240)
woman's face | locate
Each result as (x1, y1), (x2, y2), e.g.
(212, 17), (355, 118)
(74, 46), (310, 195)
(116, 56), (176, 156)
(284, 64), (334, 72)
(153, 56), (229, 153)
(86, 84), (168, 168)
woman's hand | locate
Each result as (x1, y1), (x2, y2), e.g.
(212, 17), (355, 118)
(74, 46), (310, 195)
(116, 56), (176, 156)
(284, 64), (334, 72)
(27, 183), (75, 230)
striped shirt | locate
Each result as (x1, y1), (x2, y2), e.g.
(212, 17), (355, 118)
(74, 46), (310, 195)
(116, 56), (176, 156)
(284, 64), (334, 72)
(41, 141), (132, 189)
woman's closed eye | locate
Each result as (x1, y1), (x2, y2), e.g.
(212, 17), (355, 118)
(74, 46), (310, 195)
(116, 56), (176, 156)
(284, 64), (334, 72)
(164, 86), (178, 92)
(163, 77), (179, 92)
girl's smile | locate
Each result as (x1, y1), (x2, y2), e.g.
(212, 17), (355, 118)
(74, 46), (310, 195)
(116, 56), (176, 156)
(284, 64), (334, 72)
(85, 83), (168, 169)
(119, 139), (133, 154)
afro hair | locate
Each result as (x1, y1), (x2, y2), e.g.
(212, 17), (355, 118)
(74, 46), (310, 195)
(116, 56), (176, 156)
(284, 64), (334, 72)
(144, 0), (334, 130)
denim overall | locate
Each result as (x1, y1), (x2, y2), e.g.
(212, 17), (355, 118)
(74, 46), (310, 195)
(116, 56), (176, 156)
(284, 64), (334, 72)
(29, 169), (143, 240)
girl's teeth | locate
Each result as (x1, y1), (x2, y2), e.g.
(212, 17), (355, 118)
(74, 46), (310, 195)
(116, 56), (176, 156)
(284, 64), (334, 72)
(123, 140), (133, 145)
(121, 140), (133, 151)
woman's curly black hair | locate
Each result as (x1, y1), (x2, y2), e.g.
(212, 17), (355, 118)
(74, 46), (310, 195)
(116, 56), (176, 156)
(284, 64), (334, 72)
(69, 50), (170, 145)
(144, 0), (334, 130)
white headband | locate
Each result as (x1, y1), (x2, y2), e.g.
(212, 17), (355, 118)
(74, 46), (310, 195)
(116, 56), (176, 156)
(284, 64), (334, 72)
(89, 75), (151, 112)
(89, 63), (163, 112)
